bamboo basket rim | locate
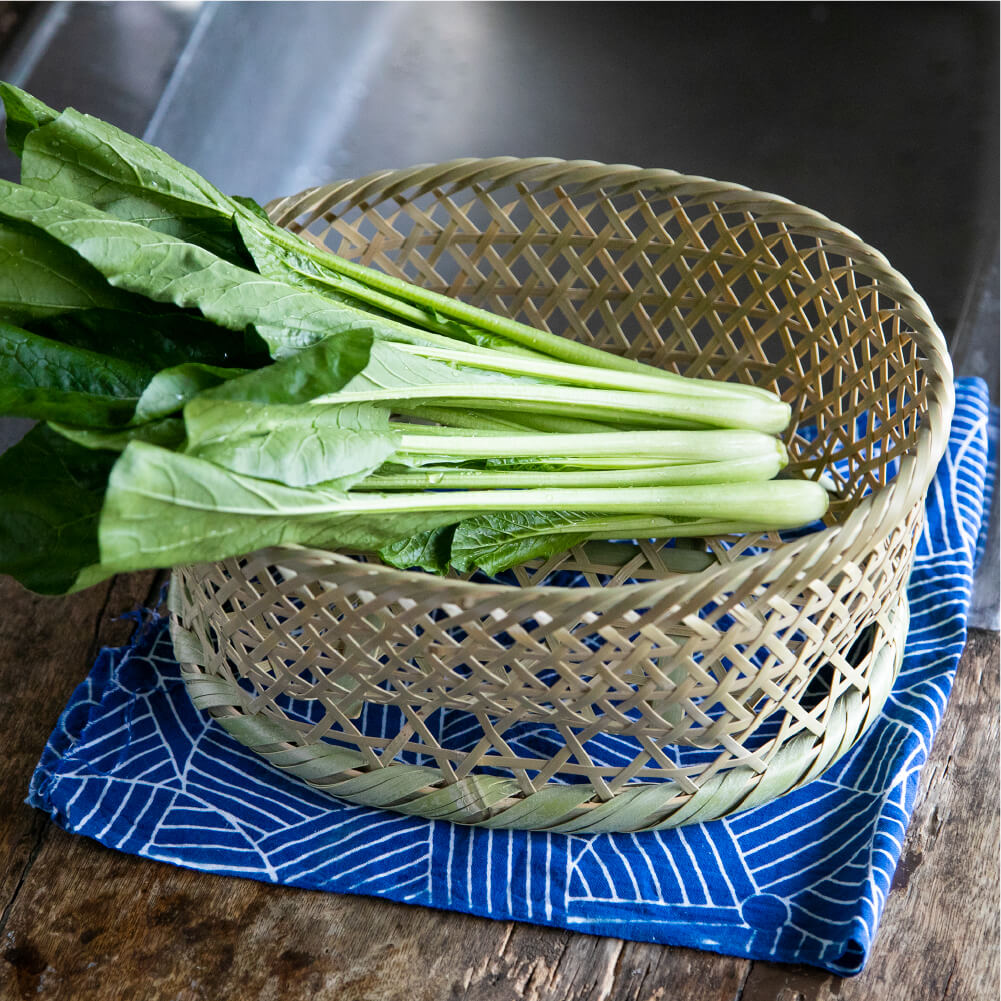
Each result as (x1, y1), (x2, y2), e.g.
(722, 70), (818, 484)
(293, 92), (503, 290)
(267, 156), (955, 597)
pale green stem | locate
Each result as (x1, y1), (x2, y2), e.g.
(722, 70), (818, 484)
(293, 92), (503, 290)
(312, 384), (789, 433)
(358, 452), (784, 490)
(392, 342), (781, 404)
(394, 427), (787, 462)
(248, 212), (700, 378)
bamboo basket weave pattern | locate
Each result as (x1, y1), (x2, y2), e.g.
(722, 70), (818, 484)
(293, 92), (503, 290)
(171, 158), (954, 833)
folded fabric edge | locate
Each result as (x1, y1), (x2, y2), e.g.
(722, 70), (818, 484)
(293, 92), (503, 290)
(22, 760), (874, 978)
(26, 604), (166, 812)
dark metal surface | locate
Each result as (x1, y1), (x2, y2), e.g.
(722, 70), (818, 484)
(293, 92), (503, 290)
(0, 1), (200, 180)
(136, 3), (998, 350)
(0, 0), (996, 618)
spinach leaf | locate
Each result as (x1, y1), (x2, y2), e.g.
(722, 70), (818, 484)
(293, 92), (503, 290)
(378, 525), (458, 575)
(0, 83), (57, 157)
(0, 321), (151, 425)
(449, 512), (595, 576)
(98, 442), (470, 575)
(230, 196), (271, 222)
(0, 219), (147, 325)
(132, 362), (249, 423)
(18, 103), (247, 261)
(234, 213), (516, 351)
(182, 399), (397, 488)
(0, 423), (115, 594)
(51, 418), (185, 452)
(32, 307), (268, 371)
(195, 327), (374, 404)
(0, 181), (414, 358)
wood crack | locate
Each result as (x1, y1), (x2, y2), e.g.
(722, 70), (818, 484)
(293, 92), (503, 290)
(732, 960), (755, 1001)
(941, 956), (959, 1000)
(0, 816), (48, 941)
(597, 939), (625, 999)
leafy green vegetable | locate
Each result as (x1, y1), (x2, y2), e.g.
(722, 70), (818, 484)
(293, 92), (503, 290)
(196, 327), (374, 405)
(50, 418), (185, 452)
(234, 213), (542, 354)
(0, 83), (829, 595)
(19, 103), (249, 261)
(0, 85), (771, 384)
(98, 442), (827, 582)
(449, 512), (594, 575)
(0, 82), (58, 157)
(0, 219), (149, 325)
(0, 83), (535, 355)
(449, 511), (778, 576)
(182, 399), (397, 488)
(98, 442), (471, 576)
(31, 307), (268, 371)
(0, 424), (115, 593)
(378, 525), (458, 574)
(0, 321), (151, 425)
(0, 182), (402, 358)
(130, 362), (248, 423)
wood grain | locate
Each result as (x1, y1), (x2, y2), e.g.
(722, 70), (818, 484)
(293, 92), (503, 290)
(0, 573), (159, 917)
(0, 573), (996, 1001)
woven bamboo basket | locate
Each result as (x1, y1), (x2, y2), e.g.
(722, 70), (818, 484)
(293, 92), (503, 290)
(170, 158), (954, 833)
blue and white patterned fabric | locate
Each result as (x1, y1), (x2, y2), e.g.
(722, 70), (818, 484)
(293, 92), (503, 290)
(28, 378), (996, 975)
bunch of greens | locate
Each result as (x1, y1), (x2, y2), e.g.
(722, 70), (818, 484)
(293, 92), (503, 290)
(0, 84), (828, 595)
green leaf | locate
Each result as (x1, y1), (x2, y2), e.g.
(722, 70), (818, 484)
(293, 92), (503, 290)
(0, 219), (147, 325)
(378, 525), (458, 574)
(0, 83), (58, 157)
(50, 417), (185, 452)
(0, 181), (415, 358)
(182, 399), (397, 488)
(98, 442), (471, 575)
(449, 512), (594, 575)
(0, 423), (115, 594)
(132, 362), (249, 423)
(19, 106), (231, 217)
(230, 195), (271, 222)
(19, 106), (248, 261)
(234, 213), (529, 352)
(197, 327), (374, 404)
(32, 307), (268, 371)
(0, 320), (150, 425)
(449, 511), (721, 576)
(233, 213), (379, 310)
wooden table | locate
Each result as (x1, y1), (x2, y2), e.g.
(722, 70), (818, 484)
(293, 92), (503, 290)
(1, 572), (997, 1001)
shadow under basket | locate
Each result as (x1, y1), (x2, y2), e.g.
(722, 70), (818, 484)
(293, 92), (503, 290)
(169, 158), (954, 834)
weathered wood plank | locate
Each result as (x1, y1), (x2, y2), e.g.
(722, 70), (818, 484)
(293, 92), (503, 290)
(0, 572), (158, 921)
(0, 566), (996, 1000)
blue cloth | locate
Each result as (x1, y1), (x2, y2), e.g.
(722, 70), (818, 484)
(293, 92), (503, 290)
(28, 378), (996, 976)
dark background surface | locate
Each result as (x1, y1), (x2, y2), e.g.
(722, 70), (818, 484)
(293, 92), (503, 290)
(1, 1), (996, 353)
(0, 0), (997, 621)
